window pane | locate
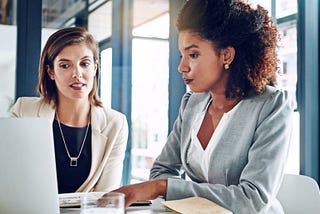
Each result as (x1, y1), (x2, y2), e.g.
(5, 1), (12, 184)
(1, 0), (16, 25)
(0, 24), (16, 117)
(276, 0), (297, 18)
(131, 38), (169, 183)
(130, 0), (169, 184)
(100, 48), (112, 108)
(278, 22), (297, 109)
(133, 13), (169, 39)
(243, 0), (299, 175)
(0, 0), (16, 116)
(278, 21), (299, 174)
(88, 1), (112, 42)
(248, 0), (271, 12)
(42, 0), (86, 28)
(133, 0), (169, 38)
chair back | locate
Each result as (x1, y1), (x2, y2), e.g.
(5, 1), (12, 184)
(277, 174), (320, 214)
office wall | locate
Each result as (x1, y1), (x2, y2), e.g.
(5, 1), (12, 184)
(0, 24), (16, 117)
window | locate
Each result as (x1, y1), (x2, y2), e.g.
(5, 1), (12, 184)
(88, 1), (112, 42)
(100, 48), (112, 108)
(250, 0), (299, 174)
(131, 37), (169, 183)
(0, 0), (16, 117)
(0, 25), (16, 117)
(130, 0), (169, 183)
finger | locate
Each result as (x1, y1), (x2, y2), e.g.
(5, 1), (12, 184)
(96, 198), (107, 207)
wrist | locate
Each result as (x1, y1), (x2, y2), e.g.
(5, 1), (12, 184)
(155, 179), (167, 197)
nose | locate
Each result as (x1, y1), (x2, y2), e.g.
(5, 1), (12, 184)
(177, 56), (189, 73)
(72, 66), (83, 79)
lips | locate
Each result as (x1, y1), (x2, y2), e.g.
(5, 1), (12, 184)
(183, 78), (193, 85)
(70, 82), (86, 90)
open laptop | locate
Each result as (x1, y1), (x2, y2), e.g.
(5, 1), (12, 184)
(0, 117), (60, 214)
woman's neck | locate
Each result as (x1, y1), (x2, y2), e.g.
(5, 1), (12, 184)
(210, 92), (240, 112)
(56, 99), (91, 127)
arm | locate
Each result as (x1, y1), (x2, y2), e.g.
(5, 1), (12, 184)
(150, 92), (193, 179)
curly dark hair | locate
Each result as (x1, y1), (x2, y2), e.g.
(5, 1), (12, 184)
(176, 0), (279, 98)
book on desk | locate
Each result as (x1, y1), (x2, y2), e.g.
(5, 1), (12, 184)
(162, 196), (233, 214)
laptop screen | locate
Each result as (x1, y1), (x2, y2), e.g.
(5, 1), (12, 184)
(0, 117), (60, 214)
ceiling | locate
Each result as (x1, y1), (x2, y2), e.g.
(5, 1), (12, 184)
(42, 0), (169, 29)
(132, 0), (169, 28)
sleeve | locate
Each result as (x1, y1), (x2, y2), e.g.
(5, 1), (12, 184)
(9, 97), (45, 118)
(154, 90), (294, 213)
(9, 97), (22, 117)
(93, 112), (129, 192)
(150, 92), (193, 179)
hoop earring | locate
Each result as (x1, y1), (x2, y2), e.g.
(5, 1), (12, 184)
(224, 64), (230, 70)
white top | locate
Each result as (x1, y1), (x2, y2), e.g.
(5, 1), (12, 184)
(188, 100), (240, 182)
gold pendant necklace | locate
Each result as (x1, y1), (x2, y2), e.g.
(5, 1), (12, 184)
(56, 112), (90, 167)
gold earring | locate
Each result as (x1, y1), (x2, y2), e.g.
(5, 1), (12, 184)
(224, 64), (230, 70)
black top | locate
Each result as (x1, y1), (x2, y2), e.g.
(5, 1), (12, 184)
(52, 120), (92, 194)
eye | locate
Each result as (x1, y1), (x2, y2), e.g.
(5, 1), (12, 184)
(189, 53), (199, 59)
(81, 60), (91, 67)
(59, 63), (70, 69)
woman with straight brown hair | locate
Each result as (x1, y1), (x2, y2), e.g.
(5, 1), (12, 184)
(11, 27), (128, 194)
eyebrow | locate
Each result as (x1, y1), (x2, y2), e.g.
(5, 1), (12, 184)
(57, 56), (92, 62)
(184, 44), (199, 51)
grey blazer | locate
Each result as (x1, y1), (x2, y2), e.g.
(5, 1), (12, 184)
(150, 86), (294, 214)
(10, 97), (128, 193)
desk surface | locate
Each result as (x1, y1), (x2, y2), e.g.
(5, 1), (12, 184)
(60, 197), (171, 214)
(60, 205), (171, 214)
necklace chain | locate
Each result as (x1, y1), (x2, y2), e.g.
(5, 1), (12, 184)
(56, 111), (90, 167)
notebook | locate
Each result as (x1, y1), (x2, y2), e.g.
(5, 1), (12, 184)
(162, 196), (233, 214)
(0, 117), (60, 214)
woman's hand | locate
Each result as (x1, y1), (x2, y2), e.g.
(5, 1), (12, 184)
(98, 179), (167, 208)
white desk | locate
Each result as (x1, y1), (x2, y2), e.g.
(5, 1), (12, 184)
(60, 197), (171, 214)
(59, 195), (170, 213)
(60, 205), (171, 214)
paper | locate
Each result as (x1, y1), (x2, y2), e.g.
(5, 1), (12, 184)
(162, 197), (233, 214)
(59, 192), (86, 208)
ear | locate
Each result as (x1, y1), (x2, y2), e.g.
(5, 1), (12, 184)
(222, 46), (235, 65)
(94, 61), (98, 75)
(47, 66), (55, 80)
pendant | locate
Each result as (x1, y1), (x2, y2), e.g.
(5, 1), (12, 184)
(70, 157), (78, 167)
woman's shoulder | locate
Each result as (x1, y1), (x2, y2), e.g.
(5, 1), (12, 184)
(92, 105), (127, 125)
(249, 85), (291, 102)
(246, 85), (294, 112)
(102, 106), (126, 118)
(16, 96), (43, 103)
(10, 97), (53, 117)
(12, 96), (47, 110)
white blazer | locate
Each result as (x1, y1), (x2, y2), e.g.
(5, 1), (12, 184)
(10, 97), (128, 193)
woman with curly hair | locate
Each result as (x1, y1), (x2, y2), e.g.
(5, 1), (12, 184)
(100, 0), (293, 213)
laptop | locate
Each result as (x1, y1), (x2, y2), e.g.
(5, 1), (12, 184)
(0, 117), (60, 214)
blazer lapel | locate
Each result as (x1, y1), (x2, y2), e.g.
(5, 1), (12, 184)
(82, 106), (108, 189)
(181, 92), (211, 170)
(181, 91), (211, 142)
